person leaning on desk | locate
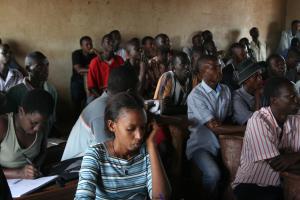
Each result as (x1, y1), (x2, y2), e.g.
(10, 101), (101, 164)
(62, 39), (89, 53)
(0, 89), (54, 179)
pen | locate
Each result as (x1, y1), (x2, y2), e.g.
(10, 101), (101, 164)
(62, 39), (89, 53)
(22, 153), (33, 165)
(22, 153), (43, 177)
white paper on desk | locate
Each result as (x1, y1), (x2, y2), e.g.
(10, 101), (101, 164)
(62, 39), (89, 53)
(8, 175), (58, 198)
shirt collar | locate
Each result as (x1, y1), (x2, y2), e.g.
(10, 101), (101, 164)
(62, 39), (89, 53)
(201, 80), (221, 94)
(265, 106), (293, 134)
(240, 86), (254, 100)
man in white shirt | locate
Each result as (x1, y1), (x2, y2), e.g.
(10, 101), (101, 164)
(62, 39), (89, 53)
(249, 27), (267, 62)
(277, 20), (300, 57)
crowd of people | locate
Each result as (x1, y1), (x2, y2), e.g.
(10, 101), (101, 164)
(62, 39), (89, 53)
(1, 19), (300, 200)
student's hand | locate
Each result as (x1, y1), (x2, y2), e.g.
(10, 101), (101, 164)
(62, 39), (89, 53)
(206, 118), (221, 129)
(269, 154), (300, 172)
(19, 165), (39, 179)
(146, 121), (159, 147)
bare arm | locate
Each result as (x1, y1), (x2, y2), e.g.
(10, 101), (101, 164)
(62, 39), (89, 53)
(3, 165), (39, 179)
(147, 122), (171, 199)
(73, 63), (89, 75)
(206, 119), (245, 136)
(268, 153), (300, 172)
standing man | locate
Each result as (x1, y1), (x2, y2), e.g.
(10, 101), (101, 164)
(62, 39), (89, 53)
(278, 20), (300, 57)
(71, 36), (97, 116)
(249, 27), (267, 62)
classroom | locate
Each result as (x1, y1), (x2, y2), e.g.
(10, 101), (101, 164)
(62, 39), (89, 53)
(0, 0), (300, 199)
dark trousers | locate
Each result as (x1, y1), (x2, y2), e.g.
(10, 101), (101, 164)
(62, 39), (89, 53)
(70, 78), (86, 117)
(234, 183), (283, 200)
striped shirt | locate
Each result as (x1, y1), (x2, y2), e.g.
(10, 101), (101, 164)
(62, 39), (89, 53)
(233, 107), (300, 188)
(75, 143), (152, 200)
(153, 71), (192, 105)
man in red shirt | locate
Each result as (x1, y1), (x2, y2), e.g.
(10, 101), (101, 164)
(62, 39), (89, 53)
(87, 34), (124, 100)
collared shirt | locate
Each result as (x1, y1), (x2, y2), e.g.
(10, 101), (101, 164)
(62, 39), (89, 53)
(233, 107), (300, 188)
(61, 92), (113, 161)
(233, 86), (255, 125)
(186, 81), (232, 158)
(0, 68), (23, 92)
(87, 56), (124, 92)
(153, 71), (192, 106)
(277, 29), (300, 57)
(250, 40), (267, 62)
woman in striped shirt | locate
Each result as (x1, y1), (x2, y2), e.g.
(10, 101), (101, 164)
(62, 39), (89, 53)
(75, 92), (171, 200)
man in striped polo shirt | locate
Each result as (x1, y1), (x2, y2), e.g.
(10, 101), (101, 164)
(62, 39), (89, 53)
(233, 77), (300, 200)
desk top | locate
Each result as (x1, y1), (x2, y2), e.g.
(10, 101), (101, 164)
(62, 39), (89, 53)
(15, 180), (78, 200)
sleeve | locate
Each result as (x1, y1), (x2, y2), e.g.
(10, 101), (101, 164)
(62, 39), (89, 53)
(246, 114), (280, 162)
(74, 147), (100, 200)
(72, 50), (82, 66)
(232, 92), (253, 125)
(187, 92), (214, 125)
(146, 153), (152, 199)
(277, 31), (288, 55)
(153, 73), (172, 100)
(87, 59), (99, 90)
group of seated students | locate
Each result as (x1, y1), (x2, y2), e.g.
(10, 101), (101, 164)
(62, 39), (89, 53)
(1, 19), (300, 200)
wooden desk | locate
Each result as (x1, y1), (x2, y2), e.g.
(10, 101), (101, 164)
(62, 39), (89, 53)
(281, 172), (300, 200)
(15, 180), (78, 200)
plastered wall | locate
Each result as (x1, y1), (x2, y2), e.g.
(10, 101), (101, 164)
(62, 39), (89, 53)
(286, 0), (300, 29)
(0, 0), (287, 130)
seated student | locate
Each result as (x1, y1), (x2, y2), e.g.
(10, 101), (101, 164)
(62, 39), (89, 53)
(191, 47), (203, 87)
(286, 49), (299, 83)
(265, 54), (287, 80)
(154, 51), (192, 114)
(0, 44), (23, 92)
(87, 34), (124, 100)
(0, 167), (12, 200)
(141, 36), (156, 63)
(186, 55), (245, 199)
(233, 59), (264, 125)
(239, 37), (256, 61)
(0, 89), (54, 179)
(182, 33), (202, 61)
(222, 43), (247, 91)
(124, 38), (147, 93)
(61, 66), (139, 161)
(110, 30), (127, 61)
(233, 77), (300, 200)
(201, 30), (213, 43)
(4, 52), (57, 132)
(74, 92), (171, 199)
(155, 33), (171, 51)
(71, 36), (97, 116)
(144, 47), (170, 99)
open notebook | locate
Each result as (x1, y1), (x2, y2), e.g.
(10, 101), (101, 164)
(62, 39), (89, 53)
(7, 175), (58, 198)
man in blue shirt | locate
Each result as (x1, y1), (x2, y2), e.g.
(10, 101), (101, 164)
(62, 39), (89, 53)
(186, 55), (244, 199)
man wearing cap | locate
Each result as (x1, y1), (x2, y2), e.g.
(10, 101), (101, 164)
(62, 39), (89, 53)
(233, 59), (264, 125)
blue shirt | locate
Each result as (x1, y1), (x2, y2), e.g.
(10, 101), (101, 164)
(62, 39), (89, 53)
(75, 143), (152, 200)
(186, 81), (232, 158)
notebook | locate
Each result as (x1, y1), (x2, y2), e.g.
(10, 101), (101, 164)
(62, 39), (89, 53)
(7, 175), (58, 198)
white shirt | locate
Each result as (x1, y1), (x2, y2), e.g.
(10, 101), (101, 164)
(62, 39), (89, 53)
(0, 68), (23, 92)
(250, 40), (267, 62)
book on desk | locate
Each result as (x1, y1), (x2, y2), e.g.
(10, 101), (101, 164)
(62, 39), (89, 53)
(7, 175), (58, 198)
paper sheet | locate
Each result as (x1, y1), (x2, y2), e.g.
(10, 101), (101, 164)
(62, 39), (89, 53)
(8, 175), (58, 198)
